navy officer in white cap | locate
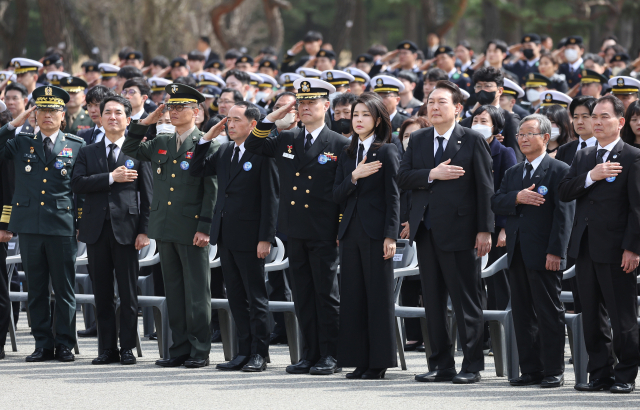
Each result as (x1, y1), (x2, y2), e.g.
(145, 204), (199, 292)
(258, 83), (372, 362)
(609, 76), (640, 111)
(370, 74), (409, 133)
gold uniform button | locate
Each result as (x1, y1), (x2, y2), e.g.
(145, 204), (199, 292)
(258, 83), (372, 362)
(168, 201), (172, 205)
(308, 176), (312, 180)
(305, 204), (309, 208)
(43, 179), (47, 183)
(40, 202), (44, 206)
(173, 160), (177, 164)
(295, 172), (300, 176)
(293, 186), (297, 190)
(291, 201), (295, 205)
(170, 187), (174, 191)
(171, 174), (175, 178)
(306, 190), (310, 194)
(41, 191), (45, 194)
(44, 167), (48, 171)
(195, 215), (199, 219)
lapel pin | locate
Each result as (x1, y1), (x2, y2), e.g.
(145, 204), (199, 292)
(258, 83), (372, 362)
(373, 153), (377, 157)
(457, 140), (461, 144)
(613, 154), (618, 159)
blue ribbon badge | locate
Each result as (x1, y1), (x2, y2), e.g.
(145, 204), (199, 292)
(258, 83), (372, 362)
(180, 161), (189, 170)
(125, 159), (134, 169)
(54, 160), (64, 169)
(243, 162), (252, 171)
(318, 154), (327, 164)
(606, 176), (616, 182)
(537, 185), (548, 196)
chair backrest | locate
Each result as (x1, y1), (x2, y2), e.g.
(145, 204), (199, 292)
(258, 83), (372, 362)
(392, 239), (415, 270)
(7, 236), (19, 257)
(562, 265), (576, 280)
(209, 244), (218, 262)
(265, 237), (285, 265)
(77, 241), (87, 258)
(138, 239), (156, 260)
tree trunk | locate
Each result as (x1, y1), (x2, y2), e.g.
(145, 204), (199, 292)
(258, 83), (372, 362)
(210, 0), (246, 51)
(60, 0), (101, 62)
(403, 3), (418, 45)
(351, 0), (366, 55)
(0, 0), (30, 60)
(481, 0), (500, 45)
(37, 0), (74, 67)
(327, 0), (355, 56)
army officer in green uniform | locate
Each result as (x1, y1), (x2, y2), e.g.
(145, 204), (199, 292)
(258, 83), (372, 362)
(62, 77), (94, 135)
(122, 83), (219, 368)
(0, 85), (85, 362)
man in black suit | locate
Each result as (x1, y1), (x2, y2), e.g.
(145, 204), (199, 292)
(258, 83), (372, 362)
(245, 78), (349, 375)
(460, 66), (524, 162)
(71, 95), (153, 365)
(397, 80), (494, 384)
(190, 102), (279, 372)
(78, 85), (114, 146)
(555, 96), (597, 167)
(492, 114), (575, 388)
(559, 95), (640, 393)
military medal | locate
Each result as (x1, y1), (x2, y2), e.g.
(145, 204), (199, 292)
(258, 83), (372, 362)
(158, 149), (167, 155)
(157, 167), (162, 175)
(180, 161), (189, 170)
(61, 169), (67, 176)
(537, 186), (548, 195)
(287, 145), (293, 154)
(185, 152), (193, 159)
(125, 159), (134, 169)
(318, 154), (327, 164)
(25, 165), (31, 172)
(243, 162), (252, 171)
(324, 152), (336, 162)
(30, 147), (34, 154)
(54, 160), (64, 169)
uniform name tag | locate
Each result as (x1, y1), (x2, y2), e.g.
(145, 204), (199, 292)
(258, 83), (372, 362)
(158, 149), (167, 155)
(23, 153), (37, 159)
(283, 152), (295, 159)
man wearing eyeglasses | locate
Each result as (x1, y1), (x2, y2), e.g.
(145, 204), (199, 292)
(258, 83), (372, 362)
(121, 78), (151, 121)
(0, 85), (86, 363)
(122, 83), (219, 369)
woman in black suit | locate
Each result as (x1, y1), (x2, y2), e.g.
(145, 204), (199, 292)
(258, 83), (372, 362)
(621, 100), (640, 149)
(333, 92), (400, 379)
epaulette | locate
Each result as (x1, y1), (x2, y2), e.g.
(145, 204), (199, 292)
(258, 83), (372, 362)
(17, 132), (36, 138)
(63, 133), (85, 143)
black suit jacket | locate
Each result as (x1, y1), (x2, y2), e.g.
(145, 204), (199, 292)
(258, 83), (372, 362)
(189, 140), (279, 251)
(558, 140), (640, 263)
(333, 142), (400, 240)
(460, 107), (524, 162)
(492, 155), (575, 270)
(71, 138), (153, 245)
(246, 121), (350, 241)
(555, 139), (579, 166)
(391, 112), (409, 134)
(397, 124), (495, 251)
(78, 126), (101, 145)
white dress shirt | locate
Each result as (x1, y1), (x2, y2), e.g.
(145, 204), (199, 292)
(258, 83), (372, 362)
(523, 152), (546, 179)
(389, 111), (397, 121)
(447, 68), (458, 78)
(355, 134), (374, 167)
(106, 136), (126, 185)
(428, 123), (456, 183)
(131, 108), (146, 120)
(569, 58), (584, 73)
(230, 141), (246, 162)
(93, 126), (106, 144)
(526, 57), (540, 67)
(585, 137), (620, 187)
(575, 136), (596, 156)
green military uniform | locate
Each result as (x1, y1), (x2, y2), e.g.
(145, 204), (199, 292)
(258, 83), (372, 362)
(122, 84), (218, 361)
(0, 85), (85, 352)
(61, 76), (93, 135)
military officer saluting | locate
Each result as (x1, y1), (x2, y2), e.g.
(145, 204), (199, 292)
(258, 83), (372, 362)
(61, 76), (93, 135)
(0, 85), (86, 362)
(122, 83), (219, 368)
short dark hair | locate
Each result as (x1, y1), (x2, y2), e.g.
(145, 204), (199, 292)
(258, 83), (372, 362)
(224, 49), (242, 60)
(332, 92), (357, 110)
(472, 105), (505, 135)
(583, 53), (604, 66)
(457, 40), (472, 51)
(123, 77), (150, 97)
(86, 85), (115, 105)
(150, 55), (169, 68)
(174, 76), (198, 87)
(275, 92), (298, 109)
(433, 80), (464, 105)
(485, 39), (508, 54)
(472, 66), (504, 87)
(117, 66), (143, 80)
(100, 95), (132, 118)
(367, 44), (388, 56)
(220, 88), (244, 103)
(398, 117), (430, 143)
(224, 69), (250, 85)
(622, 100), (640, 145)
(5, 82), (28, 98)
(199, 36), (210, 45)
(596, 94), (625, 119)
(0, 110), (12, 127)
(425, 67), (448, 82)
(569, 95), (597, 116)
(396, 70), (418, 84)
(187, 50), (205, 61)
(260, 46), (278, 57)
(303, 31), (323, 43)
(231, 101), (261, 122)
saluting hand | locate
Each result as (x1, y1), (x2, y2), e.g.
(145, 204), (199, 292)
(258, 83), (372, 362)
(590, 160), (622, 182)
(429, 159), (465, 181)
(10, 106), (36, 128)
(111, 165), (138, 183)
(351, 155), (381, 184)
(202, 117), (228, 142)
(266, 99), (297, 123)
(517, 184), (545, 206)
(140, 104), (165, 126)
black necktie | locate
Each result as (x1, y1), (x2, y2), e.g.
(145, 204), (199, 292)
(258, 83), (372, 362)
(523, 162), (534, 188)
(304, 133), (313, 153)
(231, 146), (240, 170)
(357, 143), (364, 164)
(434, 136), (444, 166)
(43, 137), (53, 161)
(580, 141), (587, 149)
(596, 148), (608, 164)
(89, 127), (98, 144)
(108, 143), (117, 172)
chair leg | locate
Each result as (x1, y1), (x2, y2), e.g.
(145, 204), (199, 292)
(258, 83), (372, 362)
(283, 311), (301, 364)
(9, 302), (17, 352)
(395, 316), (407, 370)
(488, 320), (506, 377)
(153, 304), (170, 359)
(504, 311), (519, 380)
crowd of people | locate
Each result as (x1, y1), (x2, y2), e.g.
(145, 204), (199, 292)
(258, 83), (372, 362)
(1, 28), (640, 393)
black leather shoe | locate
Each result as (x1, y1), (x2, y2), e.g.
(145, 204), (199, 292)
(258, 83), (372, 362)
(452, 371), (481, 384)
(242, 354), (267, 372)
(26, 348), (55, 362)
(217, 355), (250, 370)
(404, 341), (422, 351)
(568, 357), (573, 364)
(77, 323), (97, 337)
(610, 382), (635, 393)
(574, 377), (615, 391)
(310, 356), (341, 375)
(92, 349), (120, 365)
(184, 357), (209, 368)
(415, 367), (456, 382)
(55, 344), (75, 362)
(155, 354), (189, 367)
(346, 367), (367, 379)
(148, 332), (157, 341)
(0, 345), (5, 360)
(286, 359), (314, 374)
(541, 374), (564, 388)
(509, 372), (544, 386)
(362, 368), (387, 379)
(416, 344), (426, 352)
(120, 349), (136, 365)
(269, 333), (288, 345)
(211, 330), (221, 343)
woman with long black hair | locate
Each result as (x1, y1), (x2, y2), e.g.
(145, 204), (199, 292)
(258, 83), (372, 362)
(541, 104), (573, 158)
(621, 100), (640, 149)
(333, 92), (400, 379)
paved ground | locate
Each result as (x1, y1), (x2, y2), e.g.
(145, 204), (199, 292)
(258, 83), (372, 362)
(2, 312), (640, 409)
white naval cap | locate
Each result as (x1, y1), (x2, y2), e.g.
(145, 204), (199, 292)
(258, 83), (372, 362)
(45, 71), (70, 86)
(98, 63), (120, 77)
(257, 73), (278, 88)
(11, 58), (43, 74)
(540, 90), (572, 108)
(321, 70), (355, 87)
(503, 78), (525, 99)
(197, 72), (225, 88)
(344, 67), (371, 84)
(280, 73), (302, 88)
(370, 75), (405, 93)
(147, 77), (172, 92)
(292, 78), (336, 100)
(608, 76), (640, 95)
(295, 67), (322, 78)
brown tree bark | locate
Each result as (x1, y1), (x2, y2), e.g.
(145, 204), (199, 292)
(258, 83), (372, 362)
(37, 0), (74, 67)
(327, 0), (356, 56)
(351, 0), (367, 55)
(210, 0), (246, 51)
(0, 0), (30, 59)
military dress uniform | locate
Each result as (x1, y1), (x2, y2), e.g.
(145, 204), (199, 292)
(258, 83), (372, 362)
(62, 77), (93, 135)
(503, 34), (542, 86)
(0, 86), (85, 361)
(122, 83), (219, 366)
(558, 36), (585, 89)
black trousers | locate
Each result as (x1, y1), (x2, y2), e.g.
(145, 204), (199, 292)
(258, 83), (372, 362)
(288, 237), (340, 362)
(338, 212), (397, 368)
(87, 220), (139, 351)
(210, 266), (225, 332)
(415, 224), (484, 373)
(509, 243), (565, 376)
(576, 230), (640, 383)
(0, 242), (9, 347)
(218, 235), (269, 357)
(268, 239), (292, 337)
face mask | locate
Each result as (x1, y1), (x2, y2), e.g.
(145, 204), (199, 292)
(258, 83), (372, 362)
(402, 137), (410, 151)
(564, 48), (579, 63)
(156, 123), (175, 134)
(476, 90), (496, 105)
(328, 92), (342, 105)
(471, 124), (493, 140)
(274, 112), (296, 129)
(611, 66), (623, 76)
(334, 118), (351, 135)
(254, 91), (270, 102)
(526, 89), (540, 103)
(246, 89), (254, 100)
(549, 126), (560, 141)
(522, 48), (535, 60)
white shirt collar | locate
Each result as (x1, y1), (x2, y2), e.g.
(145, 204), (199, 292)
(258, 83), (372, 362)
(232, 140), (246, 161)
(597, 137), (620, 152)
(578, 136), (596, 146)
(526, 57), (540, 67)
(569, 58), (583, 72)
(94, 126), (106, 143)
(304, 123), (325, 143)
(359, 134), (374, 151)
(131, 108), (146, 120)
(435, 123), (455, 140)
(525, 152), (546, 172)
(104, 135), (125, 155)
(41, 130), (58, 145)
(447, 68), (457, 78)
(389, 111), (397, 121)
(460, 61), (472, 73)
